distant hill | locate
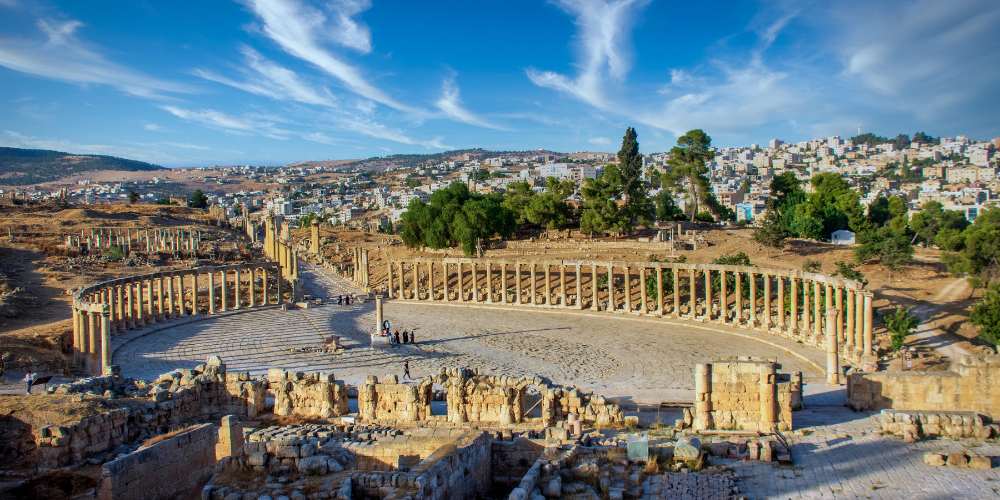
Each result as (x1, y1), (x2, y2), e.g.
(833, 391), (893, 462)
(0, 147), (165, 185)
(334, 148), (566, 171)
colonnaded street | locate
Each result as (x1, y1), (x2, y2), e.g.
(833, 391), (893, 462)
(114, 264), (826, 404)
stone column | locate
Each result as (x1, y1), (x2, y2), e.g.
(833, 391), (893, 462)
(221, 271), (229, 311)
(826, 308), (841, 385)
(100, 304), (112, 375)
(560, 264), (567, 307)
(190, 273), (200, 314)
(778, 276), (786, 332)
(639, 267), (647, 314)
(85, 310), (99, 373)
(166, 276), (175, 319)
(413, 260), (420, 300)
(515, 262), (522, 304)
(591, 264), (599, 311)
(835, 287), (844, 342)
(116, 284), (125, 330)
(759, 362), (777, 432)
(657, 266), (665, 315)
(825, 284), (834, 339)
(543, 263), (551, 305)
(531, 262), (538, 305)
(863, 293), (873, 355)
(457, 262), (465, 302)
(846, 289), (856, 355)
(688, 268), (697, 319)
(136, 281), (145, 325)
(233, 270), (241, 310)
(208, 272), (216, 314)
(310, 220), (320, 255)
(247, 269), (255, 308)
(158, 276), (166, 320)
(429, 262), (436, 301)
(802, 281), (810, 336)
(704, 269), (712, 321)
(735, 271), (743, 324)
(71, 307), (81, 365)
(693, 363), (713, 430)
(624, 266), (632, 313)
(147, 279), (156, 323)
(749, 272), (757, 326)
(261, 269), (268, 306)
(472, 262), (480, 302)
(813, 281), (822, 340)
(375, 295), (384, 334)
(790, 277), (798, 335)
(485, 262), (492, 303)
(719, 270), (727, 324)
(399, 262), (406, 300)
(501, 263), (508, 303)
(387, 260), (395, 298)
(125, 283), (134, 329)
(575, 264), (583, 309)
(763, 274), (772, 329)
(672, 267), (680, 317)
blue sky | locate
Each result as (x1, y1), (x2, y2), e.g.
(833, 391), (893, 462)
(1, 0), (998, 166)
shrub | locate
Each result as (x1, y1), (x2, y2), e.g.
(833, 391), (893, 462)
(970, 284), (1000, 351)
(884, 307), (918, 352)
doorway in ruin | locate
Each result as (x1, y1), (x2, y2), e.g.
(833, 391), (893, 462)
(521, 385), (543, 420)
(430, 382), (448, 416)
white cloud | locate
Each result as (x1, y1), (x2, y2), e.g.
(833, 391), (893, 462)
(143, 123), (162, 131)
(435, 74), (504, 130)
(195, 46), (338, 108)
(526, 0), (648, 109)
(0, 18), (191, 99)
(325, 0), (373, 53)
(244, 0), (416, 113)
(160, 105), (291, 140)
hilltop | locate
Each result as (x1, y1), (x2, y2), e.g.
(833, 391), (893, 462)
(0, 147), (165, 185)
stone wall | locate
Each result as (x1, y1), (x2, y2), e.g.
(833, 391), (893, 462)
(692, 358), (799, 432)
(491, 437), (545, 490)
(847, 354), (1000, 419)
(267, 369), (349, 418)
(97, 423), (218, 500)
(358, 368), (624, 429)
(873, 410), (997, 442)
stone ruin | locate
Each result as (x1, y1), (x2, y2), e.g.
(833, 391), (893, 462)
(358, 367), (625, 429)
(684, 357), (801, 433)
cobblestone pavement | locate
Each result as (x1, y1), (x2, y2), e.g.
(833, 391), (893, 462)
(114, 264), (827, 403)
(726, 404), (1000, 499)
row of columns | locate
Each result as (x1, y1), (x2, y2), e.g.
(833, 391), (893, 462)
(71, 264), (281, 375)
(388, 259), (875, 372)
(349, 248), (371, 290)
(262, 215), (299, 299)
(67, 227), (202, 255)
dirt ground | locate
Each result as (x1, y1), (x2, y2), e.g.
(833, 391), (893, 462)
(0, 203), (240, 373)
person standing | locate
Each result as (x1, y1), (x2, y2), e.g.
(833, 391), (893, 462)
(24, 371), (34, 395)
(402, 330), (409, 344)
(409, 331), (415, 344)
(393, 330), (401, 346)
(403, 361), (412, 381)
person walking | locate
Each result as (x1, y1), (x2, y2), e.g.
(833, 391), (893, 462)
(402, 361), (412, 381)
(24, 371), (34, 395)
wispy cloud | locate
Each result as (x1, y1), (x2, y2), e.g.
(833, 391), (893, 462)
(0, 18), (191, 98)
(587, 136), (611, 146)
(160, 105), (291, 140)
(244, 0), (416, 113)
(435, 74), (505, 130)
(143, 123), (162, 132)
(195, 46), (338, 108)
(526, 0), (648, 109)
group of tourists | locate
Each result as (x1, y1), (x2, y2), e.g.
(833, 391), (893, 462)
(334, 294), (352, 305)
(382, 325), (416, 346)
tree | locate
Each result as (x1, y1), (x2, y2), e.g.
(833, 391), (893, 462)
(188, 189), (208, 209)
(970, 284), (1000, 351)
(654, 190), (683, 222)
(945, 207), (1000, 288)
(664, 129), (718, 222)
(524, 178), (575, 229)
(128, 190), (140, 204)
(910, 201), (969, 248)
(753, 209), (787, 249)
(615, 127), (654, 230)
(580, 167), (626, 235)
(884, 307), (918, 352)
(502, 181), (536, 226)
(398, 182), (514, 256)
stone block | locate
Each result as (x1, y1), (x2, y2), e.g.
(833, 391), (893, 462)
(923, 452), (945, 466)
